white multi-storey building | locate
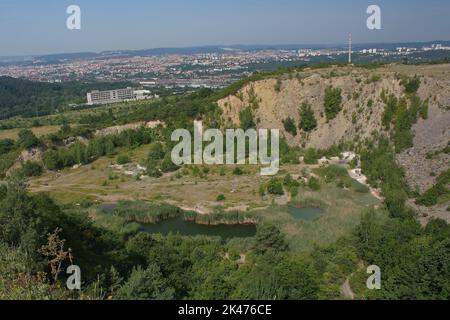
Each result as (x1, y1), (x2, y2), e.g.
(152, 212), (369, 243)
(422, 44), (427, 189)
(87, 87), (135, 105)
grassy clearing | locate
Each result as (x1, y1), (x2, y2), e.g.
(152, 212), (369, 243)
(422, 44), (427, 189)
(0, 99), (148, 129)
(0, 125), (60, 140)
(27, 144), (380, 252)
(257, 183), (381, 252)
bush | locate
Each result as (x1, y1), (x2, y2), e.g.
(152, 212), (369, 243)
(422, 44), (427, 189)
(303, 148), (319, 165)
(146, 159), (162, 178)
(267, 178), (284, 195)
(283, 174), (300, 197)
(117, 154), (131, 165)
(367, 74), (381, 83)
(253, 223), (288, 255)
(216, 194), (226, 201)
(239, 107), (255, 130)
(282, 117), (297, 136)
(21, 161), (43, 177)
(324, 86), (342, 120)
(0, 139), (15, 154)
(148, 142), (165, 162)
(17, 129), (40, 149)
(419, 101), (429, 120)
(307, 177), (321, 191)
(416, 170), (450, 207)
(43, 150), (63, 171)
(401, 75), (421, 94)
(323, 165), (348, 182)
(274, 79), (282, 92)
(299, 102), (317, 132)
(116, 265), (175, 300)
(233, 167), (244, 176)
(393, 97), (420, 153)
(160, 154), (179, 173)
(351, 180), (370, 193)
(259, 184), (266, 196)
(382, 94), (398, 128)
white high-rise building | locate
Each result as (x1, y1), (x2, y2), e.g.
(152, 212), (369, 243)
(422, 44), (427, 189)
(87, 88), (134, 105)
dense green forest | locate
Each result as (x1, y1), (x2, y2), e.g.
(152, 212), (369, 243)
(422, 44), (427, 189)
(0, 76), (133, 119)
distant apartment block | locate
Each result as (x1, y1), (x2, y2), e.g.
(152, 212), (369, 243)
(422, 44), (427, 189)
(87, 87), (135, 105)
(86, 88), (157, 105)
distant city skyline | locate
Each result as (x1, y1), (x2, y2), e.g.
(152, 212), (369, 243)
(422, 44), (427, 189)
(0, 0), (449, 56)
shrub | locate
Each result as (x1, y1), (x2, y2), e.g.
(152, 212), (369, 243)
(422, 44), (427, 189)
(303, 148), (319, 165)
(282, 117), (297, 136)
(324, 86), (342, 120)
(393, 97), (418, 153)
(382, 94), (398, 128)
(43, 150), (63, 171)
(420, 101), (429, 120)
(416, 170), (450, 207)
(352, 112), (357, 124)
(401, 75), (421, 94)
(17, 129), (41, 149)
(283, 174), (300, 197)
(160, 154), (179, 173)
(117, 154), (131, 165)
(116, 265), (175, 300)
(216, 194), (226, 201)
(307, 177), (321, 191)
(0, 139), (15, 154)
(239, 107), (255, 130)
(299, 102), (317, 132)
(148, 142), (165, 162)
(274, 79), (282, 92)
(21, 161), (43, 177)
(367, 74), (381, 83)
(259, 184), (266, 196)
(267, 178), (284, 195)
(146, 159), (162, 178)
(324, 165), (348, 182)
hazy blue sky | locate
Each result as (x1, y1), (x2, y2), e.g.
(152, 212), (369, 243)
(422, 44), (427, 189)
(0, 0), (449, 56)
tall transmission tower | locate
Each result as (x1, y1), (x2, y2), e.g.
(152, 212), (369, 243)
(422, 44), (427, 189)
(348, 33), (352, 64)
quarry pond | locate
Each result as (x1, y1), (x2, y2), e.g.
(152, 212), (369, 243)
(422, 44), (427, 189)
(287, 206), (325, 221)
(99, 203), (257, 239)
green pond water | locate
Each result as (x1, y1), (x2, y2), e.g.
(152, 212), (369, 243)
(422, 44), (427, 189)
(99, 203), (256, 239)
(100, 203), (117, 214)
(288, 207), (324, 221)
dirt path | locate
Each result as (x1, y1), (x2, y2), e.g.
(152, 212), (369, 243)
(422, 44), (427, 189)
(340, 277), (355, 300)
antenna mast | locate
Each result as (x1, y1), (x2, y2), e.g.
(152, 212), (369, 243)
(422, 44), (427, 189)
(348, 33), (352, 64)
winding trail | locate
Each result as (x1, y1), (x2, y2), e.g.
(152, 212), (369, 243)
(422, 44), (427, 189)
(340, 278), (355, 300)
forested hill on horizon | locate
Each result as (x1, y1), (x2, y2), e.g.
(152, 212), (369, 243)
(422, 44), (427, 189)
(2, 40), (450, 63)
